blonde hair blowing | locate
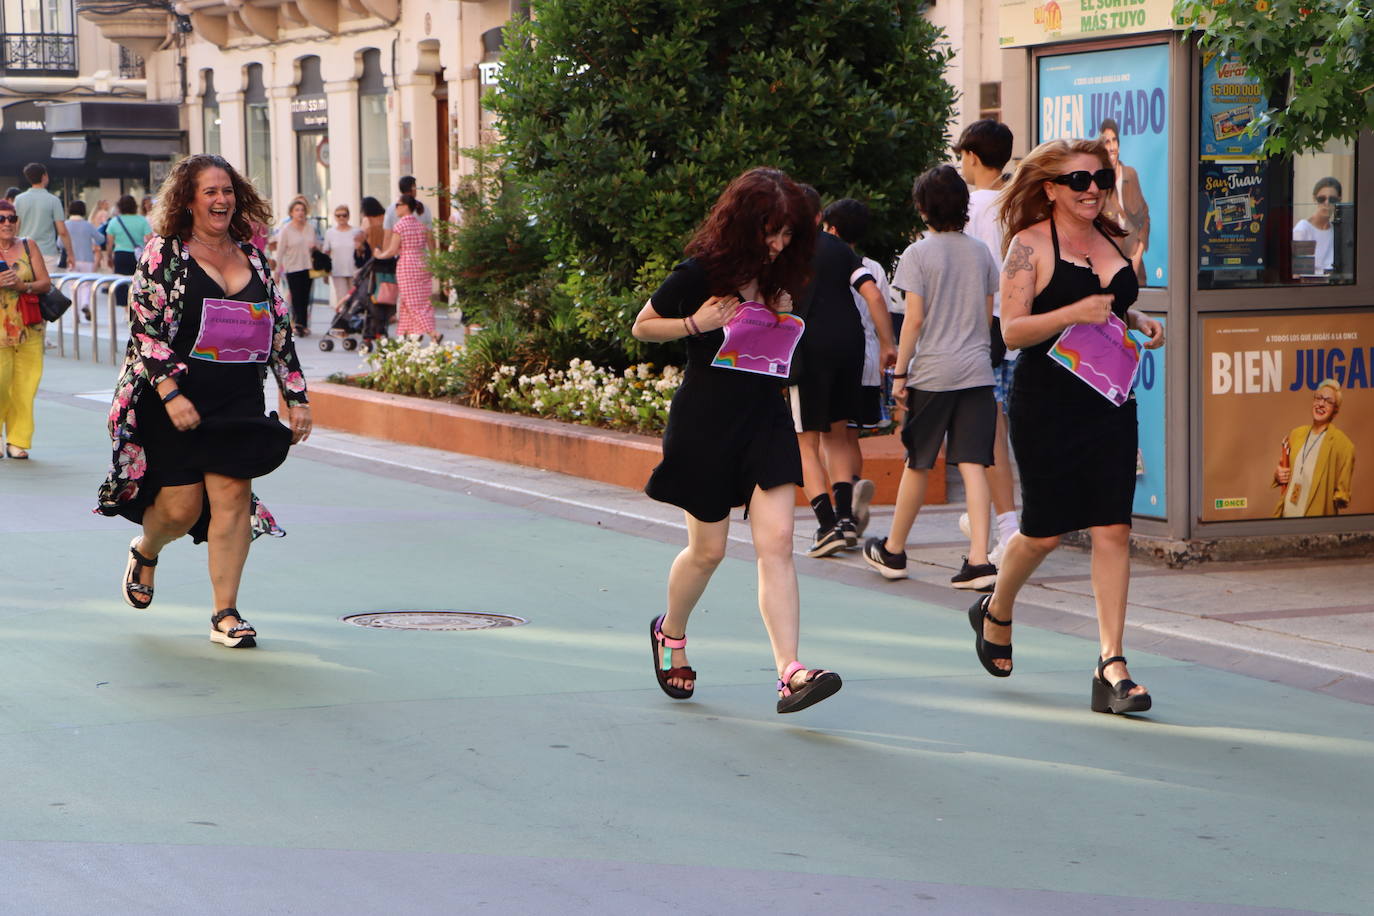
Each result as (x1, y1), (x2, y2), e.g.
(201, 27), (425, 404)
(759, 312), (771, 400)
(997, 137), (1125, 256)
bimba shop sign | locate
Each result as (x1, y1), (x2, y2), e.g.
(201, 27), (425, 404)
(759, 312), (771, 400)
(1202, 313), (1373, 522)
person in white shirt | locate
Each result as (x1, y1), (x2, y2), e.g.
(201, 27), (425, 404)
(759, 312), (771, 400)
(1292, 177), (1341, 277)
(323, 204), (359, 307)
(954, 119), (1020, 563)
(383, 175), (434, 231)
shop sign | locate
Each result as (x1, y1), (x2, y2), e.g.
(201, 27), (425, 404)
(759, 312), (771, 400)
(1038, 43), (1170, 285)
(1201, 313), (1374, 522)
(292, 95), (328, 131)
(1132, 314), (1166, 518)
(999, 0), (1181, 47)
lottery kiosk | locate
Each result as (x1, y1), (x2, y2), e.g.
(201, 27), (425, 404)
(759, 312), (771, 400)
(997, 0), (1373, 557)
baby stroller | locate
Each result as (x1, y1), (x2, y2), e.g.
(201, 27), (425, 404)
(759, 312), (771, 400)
(319, 260), (375, 352)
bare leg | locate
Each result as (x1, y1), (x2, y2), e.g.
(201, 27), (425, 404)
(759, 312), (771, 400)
(843, 426), (864, 479)
(980, 531), (1060, 673)
(203, 473), (253, 633)
(660, 511), (729, 691)
(747, 483), (810, 687)
(883, 467), (928, 554)
(797, 429), (830, 503)
(132, 482), (205, 593)
(819, 420), (857, 496)
(958, 462), (992, 565)
(1089, 523), (1146, 695)
(988, 410), (1017, 517)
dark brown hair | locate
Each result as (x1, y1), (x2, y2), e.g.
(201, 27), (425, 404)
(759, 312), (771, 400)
(150, 154), (273, 243)
(912, 165), (970, 232)
(685, 167), (814, 310)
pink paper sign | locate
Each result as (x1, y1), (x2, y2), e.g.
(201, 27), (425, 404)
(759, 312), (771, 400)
(711, 302), (806, 377)
(1048, 313), (1141, 406)
(191, 298), (273, 364)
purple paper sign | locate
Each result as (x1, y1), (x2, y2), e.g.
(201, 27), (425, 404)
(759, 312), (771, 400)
(711, 302), (806, 377)
(1048, 313), (1141, 406)
(191, 298), (273, 364)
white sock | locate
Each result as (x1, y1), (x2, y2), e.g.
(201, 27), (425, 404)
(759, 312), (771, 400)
(996, 511), (1019, 544)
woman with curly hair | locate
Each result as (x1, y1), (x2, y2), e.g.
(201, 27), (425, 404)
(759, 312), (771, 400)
(631, 166), (843, 714)
(96, 153), (312, 649)
(968, 138), (1164, 714)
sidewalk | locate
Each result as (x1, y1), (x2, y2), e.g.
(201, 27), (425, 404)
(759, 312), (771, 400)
(3, 352), (1370, 914)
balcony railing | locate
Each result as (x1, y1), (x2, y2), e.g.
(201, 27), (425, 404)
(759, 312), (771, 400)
(0, 32), (78, 75)
(118, 44), (145, 79)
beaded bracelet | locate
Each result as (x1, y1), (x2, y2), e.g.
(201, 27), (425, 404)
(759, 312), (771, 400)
(685, 315), (703, 337)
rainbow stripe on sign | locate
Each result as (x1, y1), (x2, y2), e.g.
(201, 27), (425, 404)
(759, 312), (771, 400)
(1048, 313), (1141, 406)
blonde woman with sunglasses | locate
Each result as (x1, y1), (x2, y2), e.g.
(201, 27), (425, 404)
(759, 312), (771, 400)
(969, 138), (1164, 715)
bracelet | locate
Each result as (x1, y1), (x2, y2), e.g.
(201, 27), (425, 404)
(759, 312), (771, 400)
(161, 389), (182, 403)
(685, 315), (702, 337)
(893, 373), (908, 379)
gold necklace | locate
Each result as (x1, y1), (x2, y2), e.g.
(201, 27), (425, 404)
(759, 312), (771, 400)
(192, 232), (234, 255)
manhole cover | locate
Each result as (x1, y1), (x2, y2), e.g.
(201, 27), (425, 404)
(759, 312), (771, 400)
(341, 611), (528, 631)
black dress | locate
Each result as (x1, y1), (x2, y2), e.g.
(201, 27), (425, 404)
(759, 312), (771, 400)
(136, 261), (292, 494)
(1008, 219), (1139, 538)
(645, 259), (804, 523)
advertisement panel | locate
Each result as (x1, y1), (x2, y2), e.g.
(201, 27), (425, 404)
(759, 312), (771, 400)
(1199, 51), (1266, 161)
(1202, 313), (1374, 522)
(1199, 160), (1269, 274)
(1132, 315), (1166, 517)
(1038, 44), (1170, 286)
(999, 0), (1179, 48)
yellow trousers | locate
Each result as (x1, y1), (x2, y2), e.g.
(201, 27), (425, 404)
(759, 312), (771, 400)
(0, 328), (45, 450)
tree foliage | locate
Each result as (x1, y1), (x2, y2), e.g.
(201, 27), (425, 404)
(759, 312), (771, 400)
(1176, 0), (1373, 156)
(489, 0), (956, 351)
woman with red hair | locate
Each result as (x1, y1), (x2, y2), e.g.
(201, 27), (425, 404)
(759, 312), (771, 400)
(632, 167), (843, 714)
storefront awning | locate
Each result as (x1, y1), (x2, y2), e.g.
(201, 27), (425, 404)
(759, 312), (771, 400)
(44, 100), (184, 161)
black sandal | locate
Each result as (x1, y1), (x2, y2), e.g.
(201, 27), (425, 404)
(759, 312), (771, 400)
(650, 615), (695, 699)
(210, 609), (257, 649)
(776, 661), (842, 714)
(968, 594), (1012, 677)
(1092, 655), (1151, 714)
(123, 536), (157, 609)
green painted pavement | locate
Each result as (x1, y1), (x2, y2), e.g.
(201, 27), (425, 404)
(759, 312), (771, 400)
(0, 359), (1366, 914)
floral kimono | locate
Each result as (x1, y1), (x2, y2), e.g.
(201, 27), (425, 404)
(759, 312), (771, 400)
(95, 235), (309, 540)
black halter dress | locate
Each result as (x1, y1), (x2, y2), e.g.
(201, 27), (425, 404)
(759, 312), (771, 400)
(1007, 218), (1139, 538)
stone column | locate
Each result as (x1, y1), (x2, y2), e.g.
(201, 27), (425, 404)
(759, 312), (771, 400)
(324, 78), (360, 213)
(217, 90), (246, 168)
(393, 73), (440, 196)
(269, 84), (295, 217)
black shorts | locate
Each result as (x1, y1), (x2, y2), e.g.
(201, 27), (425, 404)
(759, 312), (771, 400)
(846, 385), (885, 429)
(789, 358), (864, 432)
(900, 386), (996, 470)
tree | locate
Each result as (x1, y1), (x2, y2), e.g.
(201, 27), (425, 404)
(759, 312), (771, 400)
(490, 0), (956, 353)
(1176, 0), (1373, 156)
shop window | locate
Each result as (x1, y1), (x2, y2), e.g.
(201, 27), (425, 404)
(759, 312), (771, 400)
(293, 55), (329, 219)
(1197, 53), (1356, 289)
(358, 48), (390, 205)
(244, 63), (271, 199)
(978, 82), (1001, 121)
(1, 0), (77, 74)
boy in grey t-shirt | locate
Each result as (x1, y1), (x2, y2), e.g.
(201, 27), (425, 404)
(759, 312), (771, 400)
(863, 165), (999, 590)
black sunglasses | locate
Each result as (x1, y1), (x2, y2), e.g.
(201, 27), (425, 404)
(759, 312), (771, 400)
(0, 214), (18, 223)
(1052, 169), (1115, 192)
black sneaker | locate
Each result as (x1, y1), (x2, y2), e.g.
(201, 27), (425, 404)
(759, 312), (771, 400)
(950, 557), (998, 591)
(838, 517), (858, 549)
(862, 537), (908, 580)
(807, 525), (847, 558)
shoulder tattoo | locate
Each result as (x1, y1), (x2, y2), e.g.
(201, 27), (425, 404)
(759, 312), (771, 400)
(1004, 238), (1034, 278)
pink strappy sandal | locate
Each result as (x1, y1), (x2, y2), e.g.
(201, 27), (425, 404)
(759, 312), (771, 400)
(776, 661), (842, 714)
(650, 614), (696, 699)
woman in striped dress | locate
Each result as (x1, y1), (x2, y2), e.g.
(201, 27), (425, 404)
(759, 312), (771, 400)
(377, 196), (436, 340)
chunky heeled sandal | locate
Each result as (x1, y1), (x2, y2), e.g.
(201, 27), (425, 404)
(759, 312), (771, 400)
(650, 614), (695, 699)
(1092, 655), (1151, 714)
(210, 609), (257, 649)
(968, 594), (1012, 677)
(776, 661), (842, 714)
(123, 537), (158, 609)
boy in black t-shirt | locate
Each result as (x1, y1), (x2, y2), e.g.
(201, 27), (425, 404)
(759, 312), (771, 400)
(791, 186), (896, 557)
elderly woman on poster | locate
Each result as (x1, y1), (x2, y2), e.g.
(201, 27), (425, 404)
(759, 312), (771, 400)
(1273, 379), (1354, 517)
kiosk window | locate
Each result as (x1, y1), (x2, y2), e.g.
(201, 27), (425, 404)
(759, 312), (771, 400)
(1197, 53), (1356, 289)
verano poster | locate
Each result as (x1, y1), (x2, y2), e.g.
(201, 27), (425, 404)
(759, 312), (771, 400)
(1202, 313), (1373, 522)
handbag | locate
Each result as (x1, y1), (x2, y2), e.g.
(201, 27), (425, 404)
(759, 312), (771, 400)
(17, 292), (43, 325)
(311, 248), (332, 274)
(40, 286), (72, 321)
(373, 280), (398, 305)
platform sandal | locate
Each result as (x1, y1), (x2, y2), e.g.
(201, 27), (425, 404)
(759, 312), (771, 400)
(776, 661), (842, 714)
(1091, 656), (1151, 715)
(210, 609), (257, 649)
(650, 614), (695, 699)
(122, 536), (157, 609)
(968, 594), (1012, 677)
